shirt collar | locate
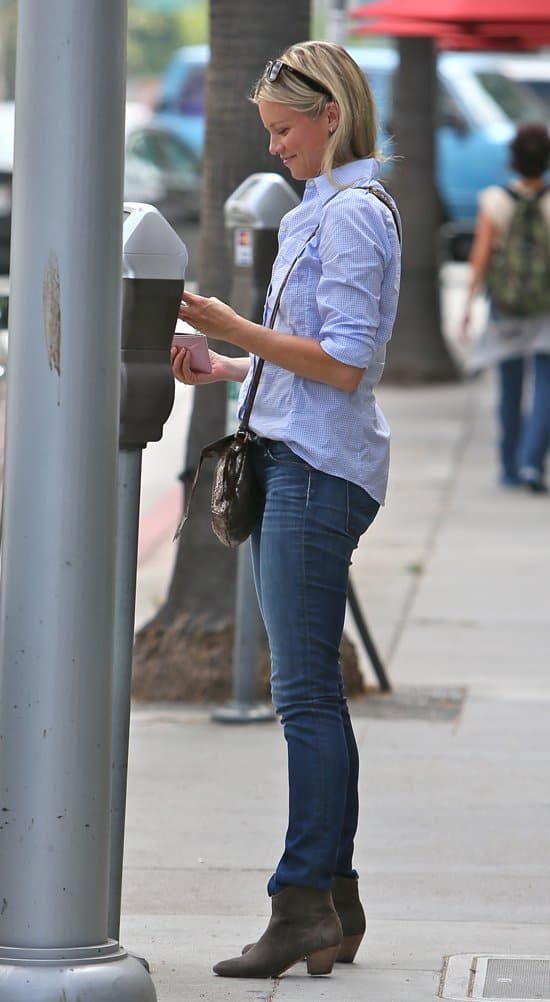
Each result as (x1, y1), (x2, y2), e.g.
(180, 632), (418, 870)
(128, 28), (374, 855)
(307, 158), (381, 205)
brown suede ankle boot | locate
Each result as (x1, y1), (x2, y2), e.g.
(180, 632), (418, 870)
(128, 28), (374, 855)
(331, 875), (366, 962)
(242, 875), (366, 964)
(213, 885), (342, 979)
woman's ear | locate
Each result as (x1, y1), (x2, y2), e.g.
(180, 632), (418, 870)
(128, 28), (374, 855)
(327, 102), (340, 136)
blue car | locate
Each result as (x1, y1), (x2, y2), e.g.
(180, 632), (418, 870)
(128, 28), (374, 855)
(154, 43), (208, 159)
(154, 45), (548, 255)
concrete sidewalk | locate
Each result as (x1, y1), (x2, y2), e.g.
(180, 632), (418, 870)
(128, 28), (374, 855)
(123, 359), (550, 1001)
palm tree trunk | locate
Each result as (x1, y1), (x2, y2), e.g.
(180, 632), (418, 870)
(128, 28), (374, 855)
(132, 0), (362, 703)
(385, 36), (458, 383)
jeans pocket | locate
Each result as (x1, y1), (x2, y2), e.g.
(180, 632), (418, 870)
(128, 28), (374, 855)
(346, 481), (380, 541)
(265, 441), (310, 469)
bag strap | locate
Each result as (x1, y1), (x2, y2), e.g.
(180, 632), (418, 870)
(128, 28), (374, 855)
(502, 185), (549, 204)
(357, 185), (402, 246)
(173, 223), (319, 541)
(238, 222), (320, 432)
(240, 186), (398, 428)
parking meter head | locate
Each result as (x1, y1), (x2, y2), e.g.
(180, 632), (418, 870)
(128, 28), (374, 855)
(120, 203), (188, 446)
(224, 173), (300, 322)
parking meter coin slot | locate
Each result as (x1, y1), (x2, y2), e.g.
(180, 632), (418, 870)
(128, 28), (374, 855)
(121, 278), (183, 351)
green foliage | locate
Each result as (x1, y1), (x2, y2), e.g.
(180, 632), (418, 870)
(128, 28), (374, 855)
(127, 3), (208, 75)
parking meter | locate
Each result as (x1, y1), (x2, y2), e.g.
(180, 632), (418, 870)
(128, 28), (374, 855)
(224, 172), (299, 324)
(121, 202), (188, 446)
(110, 203), (188, 945)
(212, 174), (298, 726)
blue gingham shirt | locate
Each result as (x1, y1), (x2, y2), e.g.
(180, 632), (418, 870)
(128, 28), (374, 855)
(238, 158), (401, 504)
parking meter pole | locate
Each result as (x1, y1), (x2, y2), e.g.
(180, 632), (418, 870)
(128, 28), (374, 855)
(107, 206), (186, 952)
(212, 541), (274, 723)
(211, 382), (273, 724)
(212, 175), (301, 726)
(233, 546), (262, 705)
(0, 2), (155, 1000)
(109, 447), (143, 944)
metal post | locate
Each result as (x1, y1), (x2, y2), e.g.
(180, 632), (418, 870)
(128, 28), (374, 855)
(109, 448), (143, 943)
(0, 1), (155, 998)
(327, 0), (347, 44)
(212, 376), (274, 725)
(212, 541), (275, 723)
(347, 577), (392, 692)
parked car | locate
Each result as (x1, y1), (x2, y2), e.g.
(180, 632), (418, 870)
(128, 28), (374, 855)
(354, 48), (548, 248)
(0, 101), (201, 280)
(0, 101), (201, 363)
(154, 43), (208, 158)
(124, 122), (201, 227)
(155, 44), (549, 257)
(480, 53), (550, 111)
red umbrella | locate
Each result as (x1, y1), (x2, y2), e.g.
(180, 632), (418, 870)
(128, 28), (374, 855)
(353, 18), (550, 42)
(350, 0), (550, 21)
(350, 0), (550, 50)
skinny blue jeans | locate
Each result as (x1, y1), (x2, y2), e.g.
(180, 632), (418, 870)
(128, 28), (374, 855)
(498, 353), (550, 482)
(249, 437), (380, 895)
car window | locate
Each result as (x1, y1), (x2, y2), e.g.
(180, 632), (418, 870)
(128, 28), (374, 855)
(127, 132), (166, 169)
(177, 65), (206, 115)
(527, 80), (550, 107)
(437, 82), (468, 132)
(157, 134), (196, 171)
(156, 134), (200, 183)
(475, 71), (548, 122)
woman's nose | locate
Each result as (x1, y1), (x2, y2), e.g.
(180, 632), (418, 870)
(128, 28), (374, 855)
(269, 135), (280, 156)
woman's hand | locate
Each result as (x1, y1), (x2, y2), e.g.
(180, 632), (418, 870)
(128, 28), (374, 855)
(178, 290), (240, 343)
(171, 346), (251, 386)
(171, 346), (229, 385)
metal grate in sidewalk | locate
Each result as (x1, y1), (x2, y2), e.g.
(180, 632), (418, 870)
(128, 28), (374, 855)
(353, 685), (466, 722)
(441, 955), (550, 1001)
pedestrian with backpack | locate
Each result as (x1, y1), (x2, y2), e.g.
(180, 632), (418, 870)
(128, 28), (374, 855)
(462, 122), (550, 492)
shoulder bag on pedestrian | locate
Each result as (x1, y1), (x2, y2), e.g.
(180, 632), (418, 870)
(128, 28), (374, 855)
(174, 225), (319, 548)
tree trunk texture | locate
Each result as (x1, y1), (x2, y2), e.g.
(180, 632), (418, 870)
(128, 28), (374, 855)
(384, 36), (458, 384)
(132, 0), (367, 702)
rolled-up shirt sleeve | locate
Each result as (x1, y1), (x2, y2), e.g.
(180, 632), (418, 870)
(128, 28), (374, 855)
(317, 190), (396, 369)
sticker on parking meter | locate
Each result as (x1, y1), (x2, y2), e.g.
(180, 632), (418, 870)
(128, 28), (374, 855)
(234, 228), (253, 267)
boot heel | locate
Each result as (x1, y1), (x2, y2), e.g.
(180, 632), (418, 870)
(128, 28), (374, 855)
(306, 945), (339, 976)
(337, 932), (363, 963)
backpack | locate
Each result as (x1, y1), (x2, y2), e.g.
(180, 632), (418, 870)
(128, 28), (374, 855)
(486, 186), (550, 317)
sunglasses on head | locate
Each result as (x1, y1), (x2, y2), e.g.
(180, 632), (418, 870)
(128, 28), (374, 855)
(264, 59), (332, 99)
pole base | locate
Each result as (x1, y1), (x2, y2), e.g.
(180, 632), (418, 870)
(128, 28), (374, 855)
(211, 701), (276, 724)
(0, 942), (156, 1001)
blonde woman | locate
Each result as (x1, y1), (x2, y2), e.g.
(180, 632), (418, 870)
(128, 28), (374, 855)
(173, 41), (401, 978)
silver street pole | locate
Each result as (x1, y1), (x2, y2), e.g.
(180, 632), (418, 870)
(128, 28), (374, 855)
(0, 1), (155, 998)
(109, 448), (143, 943)
(327, 0), (347, 44)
